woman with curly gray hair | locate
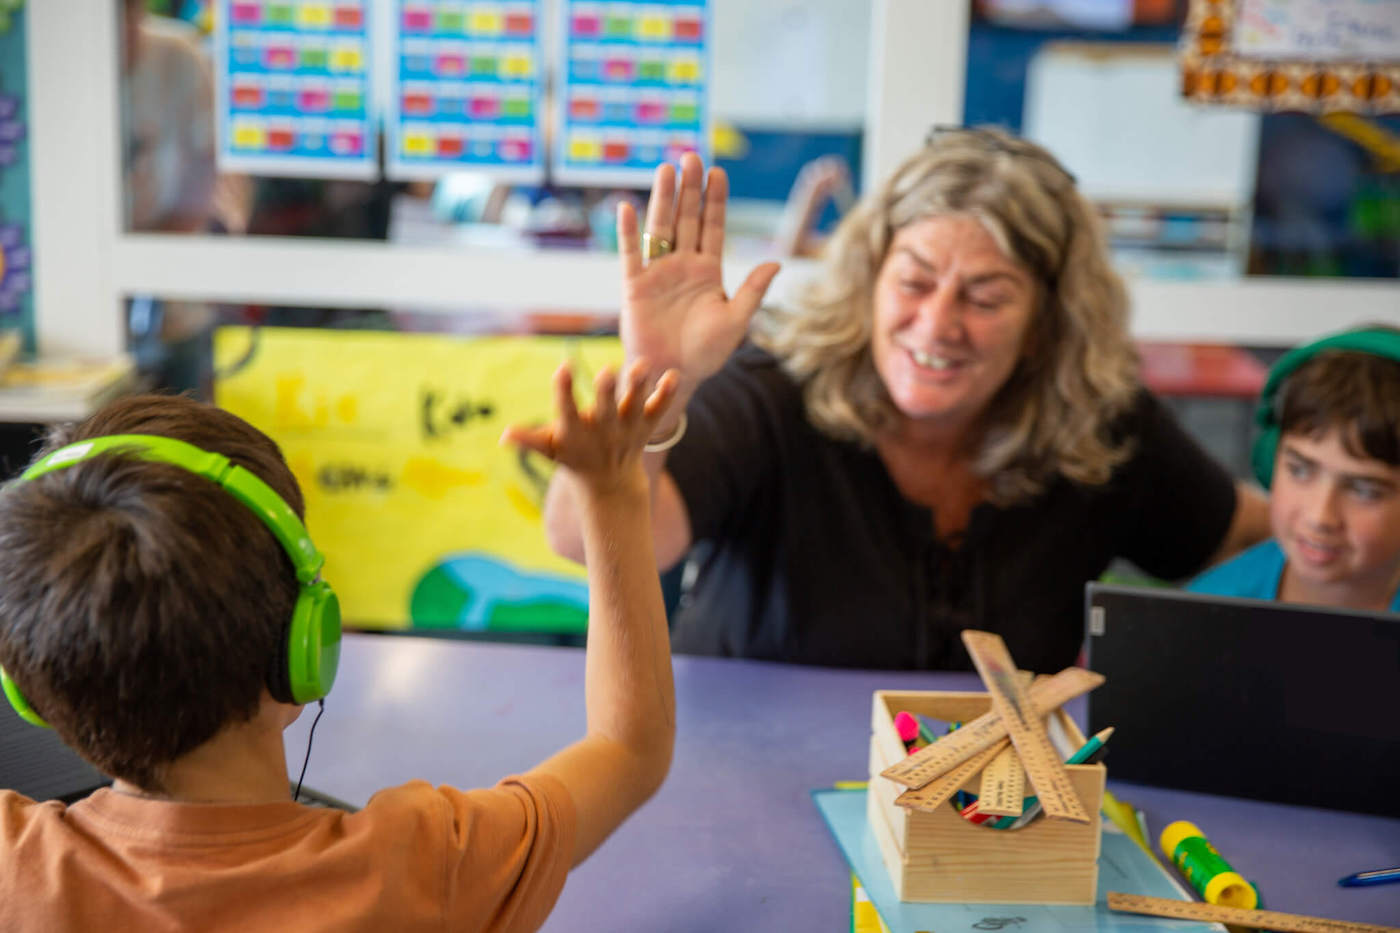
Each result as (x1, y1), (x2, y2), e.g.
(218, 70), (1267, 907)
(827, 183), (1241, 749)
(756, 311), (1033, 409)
(545, 127), (1269, 672)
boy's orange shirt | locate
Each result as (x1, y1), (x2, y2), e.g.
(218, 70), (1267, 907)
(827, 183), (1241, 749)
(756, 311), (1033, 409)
(0, 774), (575, 932)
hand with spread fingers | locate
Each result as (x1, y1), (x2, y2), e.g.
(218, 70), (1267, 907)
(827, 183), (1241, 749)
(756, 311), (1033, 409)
(504, 359), (680, 497)
(616, 152), (782, 405)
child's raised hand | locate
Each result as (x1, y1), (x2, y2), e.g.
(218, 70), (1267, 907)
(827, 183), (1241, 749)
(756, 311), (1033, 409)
(502, 359), (679, 495)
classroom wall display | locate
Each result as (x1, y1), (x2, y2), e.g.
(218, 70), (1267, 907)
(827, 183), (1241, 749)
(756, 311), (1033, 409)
(213, 327), (622, 633)
(0, 0), (33, 354)
(386, 1), (546, 182)
(1180, 0), (1400, 113)
(552, 0), (711, 187)
(214, 0), (378, 177)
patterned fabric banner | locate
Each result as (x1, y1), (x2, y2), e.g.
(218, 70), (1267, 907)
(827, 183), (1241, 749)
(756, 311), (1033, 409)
(1181, 0), (1400, 113)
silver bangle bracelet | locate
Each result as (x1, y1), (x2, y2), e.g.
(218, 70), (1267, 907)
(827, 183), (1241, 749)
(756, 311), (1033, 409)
(643, 412), (687, 453)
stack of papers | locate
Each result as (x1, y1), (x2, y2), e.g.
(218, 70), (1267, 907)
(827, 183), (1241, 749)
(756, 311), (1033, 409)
(0, 355), (137, 422)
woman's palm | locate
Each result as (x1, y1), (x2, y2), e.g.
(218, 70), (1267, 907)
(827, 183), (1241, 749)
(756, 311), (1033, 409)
(622, 249), (749, 384)
(617, 156), (779, 389)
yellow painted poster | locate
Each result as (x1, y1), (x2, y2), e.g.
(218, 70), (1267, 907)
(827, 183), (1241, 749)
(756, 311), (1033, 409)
(213, 326), (622, 632)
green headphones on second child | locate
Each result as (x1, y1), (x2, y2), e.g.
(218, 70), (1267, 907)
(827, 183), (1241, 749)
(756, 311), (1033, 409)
(1251, 327), (1400, 490)
(0, 434), (341, 728)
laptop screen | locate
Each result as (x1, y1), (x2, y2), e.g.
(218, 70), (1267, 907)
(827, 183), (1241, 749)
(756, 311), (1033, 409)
(0, 703), (109, 802)
(1084, 583), (1400, 817)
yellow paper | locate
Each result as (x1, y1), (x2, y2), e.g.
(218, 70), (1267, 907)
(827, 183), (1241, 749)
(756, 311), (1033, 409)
(851, 874), (892, 933)
(1102, 789), (1160, 865)
(215, 327), (622, 633)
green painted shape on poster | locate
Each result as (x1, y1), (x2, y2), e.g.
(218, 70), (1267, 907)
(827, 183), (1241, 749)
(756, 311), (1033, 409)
(409, 564), (474, 629)
(487, 600), (588, 633)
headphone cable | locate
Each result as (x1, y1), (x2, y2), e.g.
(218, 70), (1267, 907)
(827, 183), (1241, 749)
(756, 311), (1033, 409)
(292, 698), (325, 803)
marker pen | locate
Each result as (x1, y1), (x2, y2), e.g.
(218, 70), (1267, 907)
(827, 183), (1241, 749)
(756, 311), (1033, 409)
(1339, 867), (1400, 888)
(893, 711), (920, 754)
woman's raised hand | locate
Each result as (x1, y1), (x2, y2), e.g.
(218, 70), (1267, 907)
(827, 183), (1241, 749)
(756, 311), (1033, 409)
(617, 152), (781, 395)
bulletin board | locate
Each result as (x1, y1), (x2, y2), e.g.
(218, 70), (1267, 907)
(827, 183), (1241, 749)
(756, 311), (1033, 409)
(214, 0), (378, 178)
(386, 0), (547, 183)
(214, 327), (623, 632)
(1180, 0), (1400, 112)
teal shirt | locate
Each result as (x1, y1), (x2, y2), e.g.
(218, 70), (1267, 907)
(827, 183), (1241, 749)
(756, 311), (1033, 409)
(1187, 538), (1400, 612)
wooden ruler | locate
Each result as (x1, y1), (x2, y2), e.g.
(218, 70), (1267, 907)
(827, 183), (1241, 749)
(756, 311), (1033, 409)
(976, 742), (1026, 816)
(895, 740), (1007, 813)
(1106, 892), (1400, 933)
(880, 665), (1104, 788)
(962, 631), (1089, 823)
(976, 669), (1032, 816)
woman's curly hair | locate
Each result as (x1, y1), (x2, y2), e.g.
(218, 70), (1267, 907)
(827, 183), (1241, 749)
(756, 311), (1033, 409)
(753, 127), (1140, 504)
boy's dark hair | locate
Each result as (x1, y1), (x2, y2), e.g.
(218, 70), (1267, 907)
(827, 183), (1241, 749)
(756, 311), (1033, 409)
(1276, 330), (1400, 468)
(0, 394), (304, 791)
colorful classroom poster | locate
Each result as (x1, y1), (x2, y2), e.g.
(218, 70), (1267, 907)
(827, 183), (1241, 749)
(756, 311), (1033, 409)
(387, 1), (546, 182)
(0, 0), (33, 354)
(214, 0), (378, 178)
(553, 0), (711, 187)
(213, 327), (623, 633)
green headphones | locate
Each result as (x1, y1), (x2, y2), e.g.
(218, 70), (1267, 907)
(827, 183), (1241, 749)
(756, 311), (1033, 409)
(0, 434), (341, 728)
(1251, 327), (1400, 489)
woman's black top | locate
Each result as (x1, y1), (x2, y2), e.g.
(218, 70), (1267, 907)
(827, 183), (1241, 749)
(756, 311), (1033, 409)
(665, 345), (1237, 672)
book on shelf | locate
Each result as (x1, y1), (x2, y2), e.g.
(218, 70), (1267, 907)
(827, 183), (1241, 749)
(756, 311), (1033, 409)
(0, 354), (138, 423)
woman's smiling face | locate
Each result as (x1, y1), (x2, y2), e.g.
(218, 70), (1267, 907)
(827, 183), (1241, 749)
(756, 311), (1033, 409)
(871, 215), (1038, 436)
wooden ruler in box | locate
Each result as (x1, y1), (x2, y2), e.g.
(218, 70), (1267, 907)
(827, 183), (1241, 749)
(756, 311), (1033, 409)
(962, 630), (1091, 823)
(880, 631), (1104, 822)
(880, 665), (1102, 790)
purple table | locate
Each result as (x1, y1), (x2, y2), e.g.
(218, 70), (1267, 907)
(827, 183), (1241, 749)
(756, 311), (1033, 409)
(286, 633), (1400, 930)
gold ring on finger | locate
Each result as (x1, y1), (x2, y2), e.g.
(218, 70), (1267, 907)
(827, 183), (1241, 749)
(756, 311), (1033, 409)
(641, 233), (673, 262)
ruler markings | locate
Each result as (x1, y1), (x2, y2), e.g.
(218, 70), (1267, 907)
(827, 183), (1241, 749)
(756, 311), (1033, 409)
(962, 631), (1090, 824)
(880, 665), (1103, 789)
(895, 741), (1007, 813)
(976, 741), (1027, 817)
(1106, 892), (1400, 933)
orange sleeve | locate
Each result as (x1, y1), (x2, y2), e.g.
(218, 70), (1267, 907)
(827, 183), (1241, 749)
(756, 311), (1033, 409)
(433, 774), (578, 933)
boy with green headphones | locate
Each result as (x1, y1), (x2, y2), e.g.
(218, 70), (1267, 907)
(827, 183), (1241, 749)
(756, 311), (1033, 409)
(1189, 325), (1400, 613)
(0, 360), (681, 931)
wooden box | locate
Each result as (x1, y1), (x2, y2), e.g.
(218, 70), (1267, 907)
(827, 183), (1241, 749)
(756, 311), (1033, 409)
(868, 690), (1105, 905)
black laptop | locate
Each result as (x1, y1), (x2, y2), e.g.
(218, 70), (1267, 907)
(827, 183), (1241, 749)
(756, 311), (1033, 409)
(0, 702), (109, 802)
(1084, 583), (1400, 817)
(1, 703), (359, 810)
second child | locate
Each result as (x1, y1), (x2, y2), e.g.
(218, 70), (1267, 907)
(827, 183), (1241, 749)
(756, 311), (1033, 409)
(1190, 326), (1400, 613)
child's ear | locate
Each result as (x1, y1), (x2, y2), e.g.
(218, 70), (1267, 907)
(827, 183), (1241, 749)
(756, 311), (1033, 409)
(259, 690), (304, 728)
(281, 702), (306, 728)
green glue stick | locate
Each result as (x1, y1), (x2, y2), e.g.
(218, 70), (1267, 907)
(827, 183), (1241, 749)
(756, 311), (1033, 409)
(1159, 820), (1259, 909)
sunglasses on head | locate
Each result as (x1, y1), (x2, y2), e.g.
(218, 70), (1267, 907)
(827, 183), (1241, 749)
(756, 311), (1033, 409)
(924, 125), (1078, 186)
